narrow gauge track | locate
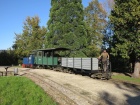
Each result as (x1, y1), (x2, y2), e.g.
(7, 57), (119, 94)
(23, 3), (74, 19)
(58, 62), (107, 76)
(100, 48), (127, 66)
(50, 69), (140, 86)
(22, 70), (98, 105)
(21, 68), (140, 88)
(20, 69), (140, 105)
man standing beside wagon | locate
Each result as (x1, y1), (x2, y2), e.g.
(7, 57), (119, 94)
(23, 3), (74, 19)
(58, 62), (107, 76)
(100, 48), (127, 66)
(98, 49), (110, 72)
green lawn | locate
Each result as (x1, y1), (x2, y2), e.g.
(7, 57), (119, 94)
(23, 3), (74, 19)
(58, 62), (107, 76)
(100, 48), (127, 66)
(112, 74), (140, 85)
(0, 76), (57, 105)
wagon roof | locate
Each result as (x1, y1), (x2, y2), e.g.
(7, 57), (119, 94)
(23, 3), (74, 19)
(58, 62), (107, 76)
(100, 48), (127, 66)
(33, 47), (71, 52)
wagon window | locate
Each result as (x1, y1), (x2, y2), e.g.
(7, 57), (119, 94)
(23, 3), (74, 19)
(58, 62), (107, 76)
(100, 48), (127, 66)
(38, 51), (42, 56)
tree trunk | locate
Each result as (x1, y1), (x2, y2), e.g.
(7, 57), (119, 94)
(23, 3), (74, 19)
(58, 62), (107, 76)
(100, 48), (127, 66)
(133, 62), (140, 78)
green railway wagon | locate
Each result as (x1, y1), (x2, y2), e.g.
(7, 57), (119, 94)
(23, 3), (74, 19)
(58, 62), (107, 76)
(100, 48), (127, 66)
(33, 48), (70, 68)
(35, 56), (58, 65)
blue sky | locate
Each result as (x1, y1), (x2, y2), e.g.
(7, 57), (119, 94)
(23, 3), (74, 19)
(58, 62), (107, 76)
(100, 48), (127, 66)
(0, 0), (106, 50)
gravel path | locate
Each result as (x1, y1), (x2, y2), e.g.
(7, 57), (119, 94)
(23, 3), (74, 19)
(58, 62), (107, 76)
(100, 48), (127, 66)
(4, 68), (140, 105)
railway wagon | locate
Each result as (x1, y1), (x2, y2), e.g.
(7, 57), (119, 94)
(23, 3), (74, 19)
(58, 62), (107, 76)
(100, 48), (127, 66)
(61, 57), (111, 79)
(22, 47), (111, 79)
(61, 57), (98, 73)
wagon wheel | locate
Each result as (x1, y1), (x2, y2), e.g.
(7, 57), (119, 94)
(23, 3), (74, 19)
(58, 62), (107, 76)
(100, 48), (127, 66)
(91, 74), (96, 79)
(63, 69), (68, 73)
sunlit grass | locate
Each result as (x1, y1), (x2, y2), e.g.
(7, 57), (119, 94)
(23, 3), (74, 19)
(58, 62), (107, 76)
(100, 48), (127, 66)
(112, 74), (140, 84)
(0, 76), (57, 105)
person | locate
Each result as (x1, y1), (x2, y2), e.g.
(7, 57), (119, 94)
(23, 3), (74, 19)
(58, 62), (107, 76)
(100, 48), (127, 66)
(98, 49), (109, 72)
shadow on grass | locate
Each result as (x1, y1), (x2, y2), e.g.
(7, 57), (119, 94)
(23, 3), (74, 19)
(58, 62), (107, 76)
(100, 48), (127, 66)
(123, 72), (132, 77)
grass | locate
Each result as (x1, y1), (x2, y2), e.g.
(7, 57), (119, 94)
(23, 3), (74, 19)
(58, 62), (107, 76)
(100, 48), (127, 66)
(112, 74), (140, 85)
(0, 76), (57, 105)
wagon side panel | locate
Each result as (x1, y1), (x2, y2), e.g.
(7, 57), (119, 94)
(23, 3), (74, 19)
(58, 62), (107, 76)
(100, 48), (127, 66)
(82, 58), (91, 70)
(92, 58), (98, 70)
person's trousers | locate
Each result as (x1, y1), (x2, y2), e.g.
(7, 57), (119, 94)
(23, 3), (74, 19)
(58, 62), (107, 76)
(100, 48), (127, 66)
(102, 60), (107, 72)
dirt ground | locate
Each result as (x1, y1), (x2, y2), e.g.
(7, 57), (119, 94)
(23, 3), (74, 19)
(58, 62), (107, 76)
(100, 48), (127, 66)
(1, 67), (140, 105)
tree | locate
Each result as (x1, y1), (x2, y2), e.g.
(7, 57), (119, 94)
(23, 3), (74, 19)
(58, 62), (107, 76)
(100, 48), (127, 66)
(102, 0), (114, 16)
(110, 0), (140, 77)
(0, 50), (18, 66)
(14, 16), (47, 59)
(84, 0), (107, 57)
(46, 0), (88, 57)
(102, 0), (114, 49)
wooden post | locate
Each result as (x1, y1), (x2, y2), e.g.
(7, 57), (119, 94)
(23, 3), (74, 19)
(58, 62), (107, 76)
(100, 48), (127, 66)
(5, 67), (8, 76)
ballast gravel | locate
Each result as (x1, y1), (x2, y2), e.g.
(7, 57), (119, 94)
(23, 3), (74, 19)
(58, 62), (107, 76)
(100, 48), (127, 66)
(18, 68), (140, 105)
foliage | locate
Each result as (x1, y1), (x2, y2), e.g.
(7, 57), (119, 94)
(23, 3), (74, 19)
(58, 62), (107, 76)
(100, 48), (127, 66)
(0, 76), (57, 105)
(103, 21), (114, 50)
(14, 16), (47, 58)
(110, 0), (140, 59)
(101, 0), (114, 16)
(0, 50), (18, 66)
(84, 0), (107, 57)
(109, 0), (140, 73)
(110, 55), (132, 72)
(46, 0), (88, 57)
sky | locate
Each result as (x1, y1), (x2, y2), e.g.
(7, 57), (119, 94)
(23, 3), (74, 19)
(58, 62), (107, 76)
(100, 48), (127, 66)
(0, 0), (106, 50)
